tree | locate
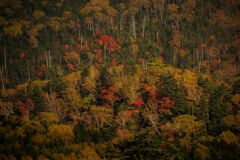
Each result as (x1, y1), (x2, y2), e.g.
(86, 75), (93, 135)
(44, 93), (66, 122)
(0, 100), (13, 119)
(47, 125), (74, 146)
(171, 115), (205, 137)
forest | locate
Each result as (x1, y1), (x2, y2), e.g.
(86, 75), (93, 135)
(0, 0), (240, 159)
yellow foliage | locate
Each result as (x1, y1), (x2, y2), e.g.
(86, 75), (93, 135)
(221, 115), (235, 128)
(47, 125), (74, 145)
(0, 155), (8, 160)
(80, 6), (103, 15)
(182, 69), (203, 102)
(0, 16), (8, 26)
(90, 105), (110, 112)
(172, 115), (205, 137)
(105, 6), (118, 17)
(198, 135), (215, 143)
(3, 19), (23, 37)
(80, 145), (101, 160)
(20, 156), (33, 160)
(32, 80), (49, 87)
(194, 143), (210, 160)
(129, 44), (139, 54)
(232, 94), (240, 105)
(64, 71), (82, 89)
(31, 134), (45, 145)
(8, 155), (17, 160)
(37, 112), (59, 124)
(32, 10), (45, 20)
(15, 80), (49, 91)
(41, 1), (47, 6)
(1, 88), (17, 97)
(217, 130), (239, 145)
(0, 0), (8, 8)
(63, 87), (82, 106)
(37, 155), (49, 160)
(179, 137), (191, 151)
(9, 0), (22, 9)
(4, 8), (14, 16)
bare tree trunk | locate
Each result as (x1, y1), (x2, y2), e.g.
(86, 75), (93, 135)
(148, 117), (161, 136)
(49, 50), (51, 69)
(142, 16), (146, 38)
(0, 66), (5, 90)
(120, 16), (123, 34)
(4, 48), (7, 78)
(131, 16), (136, 39)
(27, 62), (31, 81)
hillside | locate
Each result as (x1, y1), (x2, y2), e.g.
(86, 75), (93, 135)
(0, 0), (240, 159)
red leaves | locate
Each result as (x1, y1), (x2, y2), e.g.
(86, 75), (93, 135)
(37, 72), (43, 77)
(25, 98), (35, 110)
(200, 43), (207, 48)
(94, 49), (102, 58)
(157, 125), (165, 131)
(165, 130), (174, 139)
(20, 51), (25, 58)
(210, 35), (215, 40)
(144, 84), (156, 100)
(15, 99), (35, 118)
(76, 44), (81, 49)
(56, 41), (60, 46)
(210, 59), (221, 70)
(67, 63), (74, 71)
(98, 35), (121, 52)
(138, 58), (145, 62)
(65, 44), (69, 50)
(15, 101), (28, 117)
(174, 47), (179, 55)
(98, 58), (103, 63)
(111, 58), (116, 66)
(99, 87), (119, 106)
(95, 30), (100, 36)
(158, 97), (175, 112)
(3, 79), (10, 84)
(134, 98), (145, 106)
(158, 56), (165, 62)
(40, 64), (46, 71)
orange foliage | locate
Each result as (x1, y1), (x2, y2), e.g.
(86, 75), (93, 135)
(134, 98), (145, 106)
(95, 30), (100, 36)
(158, 56), (165, 62)
(65, 44), (69, 50)
(56, 41), (60, 46)
(158, 97), (175, 112)
(111, 58), (116, 66)
(76, 44), (81, 49)
(138, 58), (144, 62)
(20, 51), (25, 58)
(200, 43), (207, 48)
(210, 35), (215, 40)
(67, 63), (74, 70)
